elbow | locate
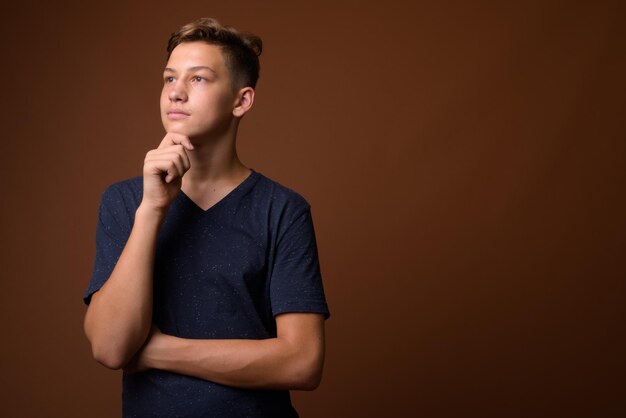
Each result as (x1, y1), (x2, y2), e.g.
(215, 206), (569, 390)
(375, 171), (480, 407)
(289, 351), (324, 391)
(85, 326), (128, 370)
(93, 352), (125, 371)
(91, 344), (129, 370)
(87, 329), (133, 370)
(83, 313), (140, 370)
(296, 372), (322, 391)
(292, 365), (323, 391)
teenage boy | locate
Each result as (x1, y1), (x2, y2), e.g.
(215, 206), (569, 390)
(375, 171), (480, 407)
(83, 18), (329, 417)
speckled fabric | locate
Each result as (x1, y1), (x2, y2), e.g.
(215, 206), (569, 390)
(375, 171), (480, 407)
(84, 169), (329, 417)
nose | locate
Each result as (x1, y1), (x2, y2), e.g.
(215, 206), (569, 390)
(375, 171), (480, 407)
(169, 81), (188, 102)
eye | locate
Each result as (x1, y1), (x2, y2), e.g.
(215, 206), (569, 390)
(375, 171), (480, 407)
(164, 76), (175, 83)
(192, 76), (205, 82)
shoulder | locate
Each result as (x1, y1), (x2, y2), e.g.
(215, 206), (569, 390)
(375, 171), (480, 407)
(252, 171), (310, 209)
(97, 176), (143, 226)
(99, 176), (143, 205)
(247, 171), (316, 240)
(250, 171), (312, 219)
(101, 175), (143, 197)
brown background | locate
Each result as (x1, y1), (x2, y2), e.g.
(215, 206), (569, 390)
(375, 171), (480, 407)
(1, 0), (624, 417)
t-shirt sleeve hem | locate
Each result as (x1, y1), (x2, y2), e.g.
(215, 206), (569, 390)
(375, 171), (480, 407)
(272, 303), (330, 320)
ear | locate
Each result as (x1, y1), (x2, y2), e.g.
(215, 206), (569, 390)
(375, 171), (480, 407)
(233, 87), (255, 118)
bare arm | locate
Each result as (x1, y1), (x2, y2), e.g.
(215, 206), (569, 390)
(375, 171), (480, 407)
(83, 133), (194, 369)
(126, 313), (326, 390)
(83, 205), (164, 369)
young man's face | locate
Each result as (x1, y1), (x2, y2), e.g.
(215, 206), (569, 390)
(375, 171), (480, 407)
(160, 41), (238, 138)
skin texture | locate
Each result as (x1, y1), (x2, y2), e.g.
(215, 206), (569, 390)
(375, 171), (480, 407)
(125, 314), (325, 390)
(83, 41), (326, 390)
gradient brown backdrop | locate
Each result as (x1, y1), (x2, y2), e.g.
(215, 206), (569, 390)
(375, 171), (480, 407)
(1, 0), (624, 417)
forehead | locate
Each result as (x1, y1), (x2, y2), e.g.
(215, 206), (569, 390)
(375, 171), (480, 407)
(166, 41), (227, 71)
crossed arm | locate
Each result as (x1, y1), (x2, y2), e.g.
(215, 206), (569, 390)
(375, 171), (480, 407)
(124, 313), (325, 390)
(84, 205), (325, 391)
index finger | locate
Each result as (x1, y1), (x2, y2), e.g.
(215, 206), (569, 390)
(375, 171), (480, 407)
(158, 132), (194, 150)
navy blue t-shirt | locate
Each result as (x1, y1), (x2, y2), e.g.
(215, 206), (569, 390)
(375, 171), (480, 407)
(84, 169), (329, 418)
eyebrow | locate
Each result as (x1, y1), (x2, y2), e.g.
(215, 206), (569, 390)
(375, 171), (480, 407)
(163, 66), (217, 74)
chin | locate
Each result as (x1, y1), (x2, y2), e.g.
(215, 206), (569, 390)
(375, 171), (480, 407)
(163, 122), (192, 135)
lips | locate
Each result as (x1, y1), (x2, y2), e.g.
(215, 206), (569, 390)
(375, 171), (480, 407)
(167, 109), (190, 120)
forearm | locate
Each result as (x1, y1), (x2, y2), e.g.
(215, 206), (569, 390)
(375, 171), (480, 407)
(84, 204), (165, 369)
(143, 335), (323, 390)
(145, 335), (319, 390)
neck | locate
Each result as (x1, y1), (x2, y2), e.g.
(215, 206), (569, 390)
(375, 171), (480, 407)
(181, 122), (249, 189)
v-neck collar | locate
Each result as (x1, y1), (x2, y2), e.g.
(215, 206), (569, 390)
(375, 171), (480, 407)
(178, 169), (259, 213)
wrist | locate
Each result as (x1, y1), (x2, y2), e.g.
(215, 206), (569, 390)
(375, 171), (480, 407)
(135, 203), (168, 225)
(143, 333), (176, 370)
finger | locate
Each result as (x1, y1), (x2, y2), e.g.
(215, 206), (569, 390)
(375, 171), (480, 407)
(145, 154), (183, 178)
(150, 145), (191, 171)
(158, 132), (194, 151)
(146, 151), (186, 177)
(146, 159), (184, 183)
(163, 154), (185, 181)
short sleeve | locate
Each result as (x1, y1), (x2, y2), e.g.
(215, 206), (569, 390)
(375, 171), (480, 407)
(270, 206), (330, 319)
(83, 185), (132, 305)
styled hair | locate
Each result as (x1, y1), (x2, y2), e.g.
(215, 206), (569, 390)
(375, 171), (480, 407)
(167, 18), (262, 89)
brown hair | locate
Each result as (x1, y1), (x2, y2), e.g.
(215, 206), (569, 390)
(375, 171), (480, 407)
(167, 18), (262, 89)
